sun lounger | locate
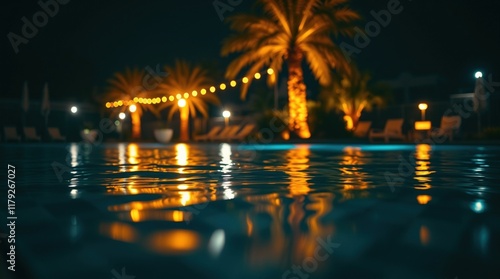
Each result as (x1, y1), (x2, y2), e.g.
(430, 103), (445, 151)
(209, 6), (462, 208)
(23, 127), (41, 141)
(369, 118), (405, 142)
(353, 121), (372, 138)
(3, 127), (21, 142)
(227, 124), (256, 141)
(211, 125), (241, 141)
(431, 115), (461, 141)
(194, 126), (223, 141)
(48, 127), (66, 141)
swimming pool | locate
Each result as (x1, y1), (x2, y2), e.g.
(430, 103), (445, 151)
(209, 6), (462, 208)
(1, 143), (499, 278)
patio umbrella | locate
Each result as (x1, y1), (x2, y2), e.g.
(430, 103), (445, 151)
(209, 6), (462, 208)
(22, 81), (29, 126)
(41, 83), (50, 127)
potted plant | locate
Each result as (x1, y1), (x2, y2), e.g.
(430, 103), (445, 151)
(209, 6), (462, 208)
(153, 119), (173, 143)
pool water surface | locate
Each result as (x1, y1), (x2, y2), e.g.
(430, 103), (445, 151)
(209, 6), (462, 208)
(0, 143), (499, 279)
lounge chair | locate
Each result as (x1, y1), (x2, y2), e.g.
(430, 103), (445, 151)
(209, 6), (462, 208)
(23, 127), (41, 141)
(369, 118), (405, 142)
(227, 124), (256, 141)
(353, 121), (372, 138)
(48, 127), (66, 141)
(194, 126), (222, 142)
(211, 125), (241, 141)
(3, 127), (21, 142)
(431, 115), (461, 141)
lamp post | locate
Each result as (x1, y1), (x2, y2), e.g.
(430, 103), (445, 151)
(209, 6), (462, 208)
(418, 103), (428, 121)
(222, 110), (231, 127)
(474, 71), (484, 134)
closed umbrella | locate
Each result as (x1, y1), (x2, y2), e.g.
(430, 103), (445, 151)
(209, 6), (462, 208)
(41, 83), (50, 126)
(22, 81), (29, 126)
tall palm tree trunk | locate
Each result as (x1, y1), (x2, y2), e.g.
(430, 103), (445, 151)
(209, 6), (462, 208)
(179, 106), (189, 141)
(287, 49), (311, 139)
(131, 111), (141, 139)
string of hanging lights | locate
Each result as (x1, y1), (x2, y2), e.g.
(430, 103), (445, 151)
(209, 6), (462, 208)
(105, 68), (275, 109)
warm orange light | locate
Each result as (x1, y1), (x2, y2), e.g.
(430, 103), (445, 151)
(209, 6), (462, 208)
(417, 195), (432, 205)
(242, 77), (249, 83)
(105, 102), (111, 108)
(183, 92), (189, 99)
(113, 101), (118, 107)
(267, 68), (274, 75)
(254, 73), (261, 79)
(210, 86), (216, 93)
(201, 88), (207, 95)
(230, 80), (236, 87)
(414, 121), (431, 130)
(162, 96), (167, 102)
(176, 94), (182, 100)
(178, 99), (187, 108)
(99, 222), (138, 243)
(147, 230), (201, 254)
(220, 83), (226, 90)
(343, 115), (354, 130)
(281, 130), (290, 140)
(133, 97), (139, 103)
(419, 225), (430, 246)
(169, 95), (174, 101)
(418, 103), (428, 111)
(192, 90), (198, 97)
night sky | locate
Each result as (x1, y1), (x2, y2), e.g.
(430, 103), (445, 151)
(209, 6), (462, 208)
(1, 0), (499, 103)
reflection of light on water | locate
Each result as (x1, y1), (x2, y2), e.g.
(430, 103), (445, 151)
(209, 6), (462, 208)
(223, 188), (235, 199)
(474, 225), (489, 256)
(285, 146), (311, 196)
(340, 147), (369, 193)
(128, 209), (190, 222)
(118, 143), (126, 172)
(70, 189), (78, 199)
(128, 143), (139, 164)
(471, 200), (486, 213)
(246, 215), (253, 236)
(416, 195), (432, 205)
(219, 144), (235, 199)
(176, 143), (188, 166)
(180, 191), (191, 206)
(414, 144), (434, 190)
(69, 143), (79, 167)
(420, 225), (430, 246)
(99, 222), (138, 243)
(147, 230), (200, 254)
(69, 215), (81, 242)
(220, 143), (232, 173)
(208, 229), (225, 258)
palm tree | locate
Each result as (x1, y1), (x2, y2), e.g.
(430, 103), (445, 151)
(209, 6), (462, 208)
(154, 60), (220, 141)
(104, 68), (158, 139)
(320, 69), (386, 130)
(221, 0), (360, 138)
